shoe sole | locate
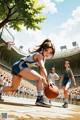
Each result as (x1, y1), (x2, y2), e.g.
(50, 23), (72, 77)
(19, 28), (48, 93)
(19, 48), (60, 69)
(0, 99), (4, 102)
(62, 105), (68, 108)
(35, 102), (51, 108)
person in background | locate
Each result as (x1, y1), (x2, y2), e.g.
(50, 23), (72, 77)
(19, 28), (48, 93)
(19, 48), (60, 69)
(48, 67), (60, 103)
(59, 61), (77, 108)
(48, 67), (60, 85)
(0, 39), (55, 107)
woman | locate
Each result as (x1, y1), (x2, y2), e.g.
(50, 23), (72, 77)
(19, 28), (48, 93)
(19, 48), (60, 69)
(0, 39), (55, 107)
(59, 61), (77, 108)
(48, 67), (60, 104)
(48, 67), (60, 85)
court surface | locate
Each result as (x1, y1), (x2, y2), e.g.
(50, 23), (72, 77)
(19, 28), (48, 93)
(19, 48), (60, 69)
(0, 96), (80, 120)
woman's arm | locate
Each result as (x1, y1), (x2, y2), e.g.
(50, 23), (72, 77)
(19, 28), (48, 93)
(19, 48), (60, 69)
(54, 73), (60, 80)
(70, 70), (77, 86)
(36, 53), (49, 83)
(58, 75), (64, 87)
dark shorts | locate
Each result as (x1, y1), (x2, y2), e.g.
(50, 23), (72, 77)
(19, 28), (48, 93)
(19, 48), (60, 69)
(62, 77), (71, 86)
(12, 60), (28, 77)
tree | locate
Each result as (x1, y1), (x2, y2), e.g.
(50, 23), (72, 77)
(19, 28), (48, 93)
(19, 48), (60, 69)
(0, 0), (46, 31)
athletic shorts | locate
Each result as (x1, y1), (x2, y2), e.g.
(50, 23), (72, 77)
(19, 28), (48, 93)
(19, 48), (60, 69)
(12, 60), (28, 77)
(62, 77), (71, 86)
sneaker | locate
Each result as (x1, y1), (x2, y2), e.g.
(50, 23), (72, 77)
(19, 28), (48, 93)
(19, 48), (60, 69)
(35, 96), (51, 107)
(0, 98), (4, 101)
(49, 99), (52, 104)
(62, 102), (68, 108)
(49, 100), (51, 103)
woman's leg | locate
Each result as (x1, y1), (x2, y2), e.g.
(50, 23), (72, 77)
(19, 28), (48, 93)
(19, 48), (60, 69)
(63, 83), (70, 99)
(19, 68), (51, 107)
(62, 84), (70, 107)
(3, 75), (22, 93)
(2, 67), (46, 93)
(19, 68), (47, 90)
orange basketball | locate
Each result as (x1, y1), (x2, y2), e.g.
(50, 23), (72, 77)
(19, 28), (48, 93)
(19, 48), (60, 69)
(44, 83), (59, 99)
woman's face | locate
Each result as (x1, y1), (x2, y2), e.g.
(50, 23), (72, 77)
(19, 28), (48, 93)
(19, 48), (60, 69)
(51, 69), (55, 73)
(42, 48), (53, 58)
(65, 62), (69, 68)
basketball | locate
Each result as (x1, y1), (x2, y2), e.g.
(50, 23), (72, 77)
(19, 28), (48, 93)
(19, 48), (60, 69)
(44, 83), (59, 99)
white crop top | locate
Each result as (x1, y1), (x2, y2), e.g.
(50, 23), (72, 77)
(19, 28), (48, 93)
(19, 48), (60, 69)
(21, 52), (44, 68)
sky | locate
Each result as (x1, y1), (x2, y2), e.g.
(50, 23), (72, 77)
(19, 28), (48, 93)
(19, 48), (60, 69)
(9, 0), (80, 54)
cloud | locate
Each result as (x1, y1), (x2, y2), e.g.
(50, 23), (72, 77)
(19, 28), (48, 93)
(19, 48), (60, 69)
(55, 0), (64, 3)
(11, 6), (80, 53)
(13, 28), (46, 53)
(40, 0), (57, 14)
(72, 6), (80, 21)
(49, 6), (80, 50)
(59, 6), (80, 30)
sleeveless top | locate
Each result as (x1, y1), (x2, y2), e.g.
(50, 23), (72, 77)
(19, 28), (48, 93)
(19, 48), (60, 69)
(48, 73), (59, 84)
(21, 52), (45, 68)
(63, 68), (73, 79)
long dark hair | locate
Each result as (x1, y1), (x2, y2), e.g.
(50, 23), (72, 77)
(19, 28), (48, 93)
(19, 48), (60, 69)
(29, 39), (55, 56)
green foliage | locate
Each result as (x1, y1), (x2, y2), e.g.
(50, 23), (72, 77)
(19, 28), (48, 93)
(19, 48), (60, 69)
(0, 0), (46, 31)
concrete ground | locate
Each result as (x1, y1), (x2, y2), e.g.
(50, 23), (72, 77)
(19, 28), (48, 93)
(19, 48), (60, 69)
(0, 96), (80, 120)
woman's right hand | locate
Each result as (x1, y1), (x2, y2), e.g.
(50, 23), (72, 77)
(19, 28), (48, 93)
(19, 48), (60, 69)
(43, 80), (48, 88)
